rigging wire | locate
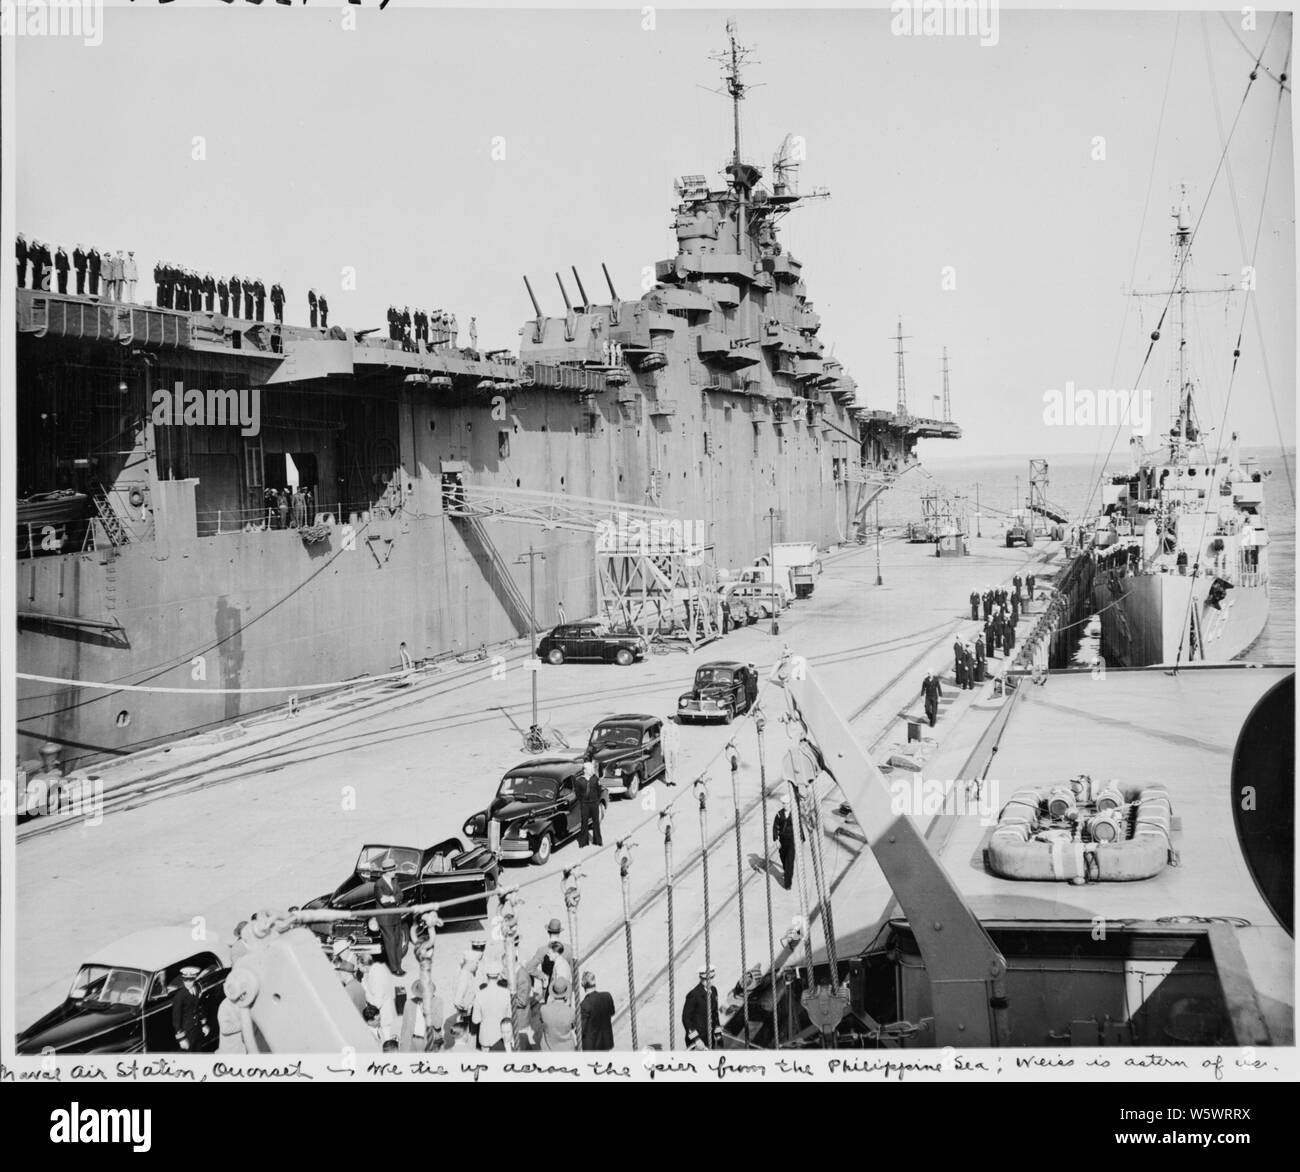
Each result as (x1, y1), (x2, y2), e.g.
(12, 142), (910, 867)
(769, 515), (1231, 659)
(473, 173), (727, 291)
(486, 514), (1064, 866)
(1078, 41), (1267, 528)
(1173, 37), (1289, 669)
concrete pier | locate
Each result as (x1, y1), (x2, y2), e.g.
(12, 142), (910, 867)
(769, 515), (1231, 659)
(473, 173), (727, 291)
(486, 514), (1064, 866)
(16, 531), (1062, 1043)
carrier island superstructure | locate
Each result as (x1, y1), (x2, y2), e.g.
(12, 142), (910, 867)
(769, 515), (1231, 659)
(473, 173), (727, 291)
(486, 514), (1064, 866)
(13, 30), (960, 764)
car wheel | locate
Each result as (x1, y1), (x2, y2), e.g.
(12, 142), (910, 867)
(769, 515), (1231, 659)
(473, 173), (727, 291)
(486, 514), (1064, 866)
(547, 648), (565, 665)
(531, 831), (553, 866)
(1005, 534), (1014, 548)
(615, 648), (634, 667)
(624, 771), (641, 800)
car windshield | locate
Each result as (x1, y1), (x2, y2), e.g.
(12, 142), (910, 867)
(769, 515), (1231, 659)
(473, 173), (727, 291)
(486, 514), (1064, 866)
(69, 965), (149, 1008)
(497, 775), (559, 802)
(696, 668), (735, 687)
(590, 726), (640, 748)
(355, 846), (421, 877)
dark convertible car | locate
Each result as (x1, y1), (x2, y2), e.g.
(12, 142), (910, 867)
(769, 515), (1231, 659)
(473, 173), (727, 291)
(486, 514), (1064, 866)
(302, 838), (499, 961)
(17, 927), (230, 1055)
(463, 757), (608, 865)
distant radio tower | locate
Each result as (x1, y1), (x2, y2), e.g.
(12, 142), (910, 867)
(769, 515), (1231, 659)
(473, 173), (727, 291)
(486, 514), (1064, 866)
(942, 346), (951, 423)
(892, 318), (911, 417)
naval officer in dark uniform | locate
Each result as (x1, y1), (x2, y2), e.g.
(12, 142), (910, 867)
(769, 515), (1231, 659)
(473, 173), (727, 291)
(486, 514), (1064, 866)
(171, 965), (211, 1051)
(771, 792), (796, 889)
(922, 670), (942, 726)
(575, 759), (603, 848)
(682, 965), (721, 1049)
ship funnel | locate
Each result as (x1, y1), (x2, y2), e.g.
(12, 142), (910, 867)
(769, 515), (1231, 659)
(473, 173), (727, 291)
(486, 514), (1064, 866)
(523, 275), (545, 344)
(555, 273), (577, 341)
(602, 262), (622, 326)
(571, 267), (590, 313)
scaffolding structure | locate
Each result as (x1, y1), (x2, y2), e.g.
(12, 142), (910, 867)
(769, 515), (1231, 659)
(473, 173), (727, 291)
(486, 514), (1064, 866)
(444, 481), (724, 648)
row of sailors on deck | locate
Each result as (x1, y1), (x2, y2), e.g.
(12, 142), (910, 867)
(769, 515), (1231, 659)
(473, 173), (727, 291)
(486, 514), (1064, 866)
(16, 234), (334, 329)
(17, 237), (138, 301)
(388, 305), (462, 351)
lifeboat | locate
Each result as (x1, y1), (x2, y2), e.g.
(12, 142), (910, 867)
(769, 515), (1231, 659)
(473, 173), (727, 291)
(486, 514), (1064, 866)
(987, 775), (1175, 883)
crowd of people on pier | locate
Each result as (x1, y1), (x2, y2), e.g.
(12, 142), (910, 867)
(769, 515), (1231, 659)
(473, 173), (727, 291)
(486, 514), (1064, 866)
(922, 573), (1039, 727)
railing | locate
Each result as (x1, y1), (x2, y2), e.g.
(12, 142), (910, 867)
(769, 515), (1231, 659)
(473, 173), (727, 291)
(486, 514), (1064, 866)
(195, 499), (394, 538)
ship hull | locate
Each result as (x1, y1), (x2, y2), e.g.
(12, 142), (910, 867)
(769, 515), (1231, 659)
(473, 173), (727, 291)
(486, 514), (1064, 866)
(16, 382), (855, 762)
(1094, 569), (1270, 667)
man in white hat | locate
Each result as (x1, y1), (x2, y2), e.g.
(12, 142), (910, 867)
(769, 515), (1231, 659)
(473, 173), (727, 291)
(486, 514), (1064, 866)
(374, 856), (405, 977)
(171, 965), (211, 1051)
(771, 792), (797, 890)
(682, 964), (721, 1050)
(471, 956), (511, 1051)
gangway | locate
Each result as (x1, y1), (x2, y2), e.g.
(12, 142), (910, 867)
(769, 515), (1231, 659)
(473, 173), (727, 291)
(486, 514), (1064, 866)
(443, 480), (725, 647)
(1026, 459), (1071, 533)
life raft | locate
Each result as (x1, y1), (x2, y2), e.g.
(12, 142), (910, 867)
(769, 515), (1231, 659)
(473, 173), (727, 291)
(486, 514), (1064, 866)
(987, 775), (1175, 883)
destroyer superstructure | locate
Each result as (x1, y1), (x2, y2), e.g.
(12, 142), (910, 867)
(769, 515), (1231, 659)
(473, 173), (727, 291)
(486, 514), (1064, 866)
(1090, 196), (1270, 666)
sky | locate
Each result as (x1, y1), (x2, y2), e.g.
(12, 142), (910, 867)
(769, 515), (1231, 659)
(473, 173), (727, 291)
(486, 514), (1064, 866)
(10, 2), (1296, 462)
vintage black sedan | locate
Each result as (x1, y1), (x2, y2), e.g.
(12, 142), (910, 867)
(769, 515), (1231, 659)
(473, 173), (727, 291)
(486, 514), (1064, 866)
(301, 838), (499, 961)
(537, 621), (648, 666)
(585, 714), (666, 799)
(463, 757), (608, 865)
(677, 661), (760, 724)
(17, 927), (230, 1055)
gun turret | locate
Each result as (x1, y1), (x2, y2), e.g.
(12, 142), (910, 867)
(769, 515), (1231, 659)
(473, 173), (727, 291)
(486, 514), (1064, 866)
(555, 272), (577, 342)
(602, 261), (622, 326)
(523, 275), (545, 344)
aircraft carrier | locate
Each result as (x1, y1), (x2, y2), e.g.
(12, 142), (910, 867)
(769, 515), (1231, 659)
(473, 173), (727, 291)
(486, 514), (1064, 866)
(13, 24), (957, 768)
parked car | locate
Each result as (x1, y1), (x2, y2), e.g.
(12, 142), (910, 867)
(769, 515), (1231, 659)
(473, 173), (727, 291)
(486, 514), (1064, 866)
(721, 595), (753, 629)
(537, 621), (648, 666)
(301, 839), (498, 961)
(17, 927), (230, 1055)
(723, 581), (787, 618)
(677, 661), (760, 724)
(463, 757), (608, 865)
(584, 714), (666, 799)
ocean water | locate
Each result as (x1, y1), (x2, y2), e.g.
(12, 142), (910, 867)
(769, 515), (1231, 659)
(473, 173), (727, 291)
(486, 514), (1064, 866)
(885, 447), (1295, 664)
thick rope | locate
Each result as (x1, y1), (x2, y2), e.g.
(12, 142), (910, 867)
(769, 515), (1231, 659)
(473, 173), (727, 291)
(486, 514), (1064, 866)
(754, 710), (780, 1048)
(726, 742), (751, 1044)
(617, 840), (638, 1050)
(695, 776), (712, 989)
(660, 810), (676, 1050)
(562, 867), (582, 1037)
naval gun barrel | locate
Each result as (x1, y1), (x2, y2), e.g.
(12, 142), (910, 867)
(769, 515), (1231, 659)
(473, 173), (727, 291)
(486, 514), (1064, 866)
(571, 266), (590, 311)
(602, 262), (619, 300)
(555, 272), (574, 314)
(523, 275), (543, 319)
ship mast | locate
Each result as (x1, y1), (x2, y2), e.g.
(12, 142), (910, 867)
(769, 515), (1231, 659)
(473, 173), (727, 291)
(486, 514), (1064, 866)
(716, 19), (751, 253)
(1174, 186), (1192, 452)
